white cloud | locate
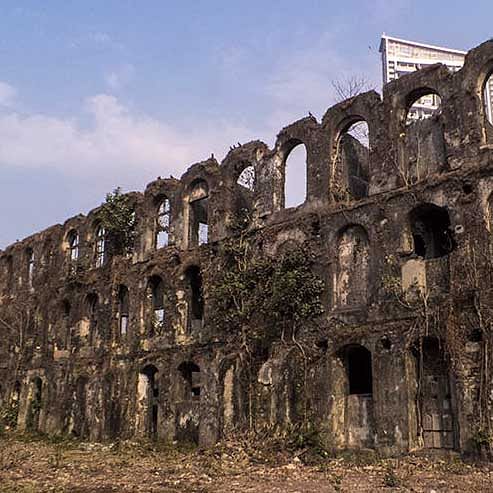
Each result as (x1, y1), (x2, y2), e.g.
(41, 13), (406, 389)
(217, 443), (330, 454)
(0, 82), (17, 107)
(0, 89), (255, 185)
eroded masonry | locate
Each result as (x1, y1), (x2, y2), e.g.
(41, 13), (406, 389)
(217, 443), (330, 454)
(2, 40), (493, 455)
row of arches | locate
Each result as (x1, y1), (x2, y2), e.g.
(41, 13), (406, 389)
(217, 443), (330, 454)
(56, 266), (204, 349)
(6, 334), (458, 450)
(55, 203), (456, 351)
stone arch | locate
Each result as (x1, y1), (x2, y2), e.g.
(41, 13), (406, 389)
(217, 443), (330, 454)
(154, 195), (171, 249)
(146, 275), (165, 337)
(282, 139), (308, 208)
(186, 179), (210, 247)
(323, 91), (381, 200)
(403, 87), (446, 183)
(137, 364), (159, 439)
(334, 225), (370, 308)
(83, 292), (99, 345)
(333, 116), (370, 200)
(93, 221), (106, 268)
(65, 229), (80, 263)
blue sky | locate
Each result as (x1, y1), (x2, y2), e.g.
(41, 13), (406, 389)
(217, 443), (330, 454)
(0, 1), (492, 247)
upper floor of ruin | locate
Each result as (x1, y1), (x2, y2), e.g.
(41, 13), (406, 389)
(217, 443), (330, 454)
(2, 39), (493, 287)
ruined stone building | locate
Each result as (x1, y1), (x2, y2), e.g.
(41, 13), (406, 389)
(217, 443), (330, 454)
(2, 39), (493, 456)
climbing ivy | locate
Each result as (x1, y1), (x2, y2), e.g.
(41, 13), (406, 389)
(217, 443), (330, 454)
(98, 188), (136, 255)
(206, 233), (324, 346)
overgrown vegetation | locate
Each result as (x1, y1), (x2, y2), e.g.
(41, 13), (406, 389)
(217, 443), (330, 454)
(205, 214), (324, 432)
(98, 187), (136, 255)
(206, 230), (324, 348)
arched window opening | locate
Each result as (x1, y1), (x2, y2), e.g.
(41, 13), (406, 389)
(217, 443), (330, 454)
(406, 92), (442, 123)
(148, 276), (164, 336)
(402, 91), (445, 184)
(337, 120), (370, 199)
(140, 365), (159, 438)
(94, 224), (106, 268)
(344, 345), (373, 395)
(85, 293), (99, 345)
(284, 143), (307, 208)
(118, 285), (129, 336)
(237, 165), (255, 191)
(483, 71), (493, 126)
(186, 266), (204, 332)
(178, 362), (201, 401)
(409, 204), (456, 259)
(68, 230), (79, 262)
(27, 377), (43, 432)
(155, 198), (171, 249)
(188, 181), (209, 246)
(335, 225), (370, 308)
(26, 248), (34, 288)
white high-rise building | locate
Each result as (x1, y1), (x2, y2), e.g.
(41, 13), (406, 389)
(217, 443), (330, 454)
(379, 34), (493, 123)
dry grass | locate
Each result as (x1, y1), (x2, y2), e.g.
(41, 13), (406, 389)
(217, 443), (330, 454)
(0, 433), (492, 492)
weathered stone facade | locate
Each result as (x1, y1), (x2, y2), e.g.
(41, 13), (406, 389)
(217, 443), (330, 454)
(2, 39), (493, 456)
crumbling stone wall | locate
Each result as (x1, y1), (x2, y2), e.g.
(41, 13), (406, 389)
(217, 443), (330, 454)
(2, 40), (493, 456)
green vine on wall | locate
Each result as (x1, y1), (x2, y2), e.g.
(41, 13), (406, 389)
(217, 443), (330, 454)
(206, 228), (324, 349)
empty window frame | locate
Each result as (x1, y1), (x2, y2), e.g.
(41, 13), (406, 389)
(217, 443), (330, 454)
(148, 276), (165, 335)
(336, 120), (370, 199)
(406, 91), (442, 123)
(95, 225), (106, 268)
(26, 248), (34, 288)
(284, 142), (307, 208)
(155, 198), (171, 248)
(118, 285), (130, 336)
(140, 364), (159, 438)
(186, 266), (204, 331)
(188, 181), (209, 246)
(178, 362), (201, 401)
(237, 165), (255, 191)
(68, 231), (80, 262)
(409, 204), (456, 259)
(344, 345), (373, 395)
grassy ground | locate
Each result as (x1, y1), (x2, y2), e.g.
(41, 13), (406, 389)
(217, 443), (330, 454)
(0, 432), (493, 492)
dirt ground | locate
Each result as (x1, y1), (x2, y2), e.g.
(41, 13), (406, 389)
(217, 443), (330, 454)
(1, 433), (493, 492)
